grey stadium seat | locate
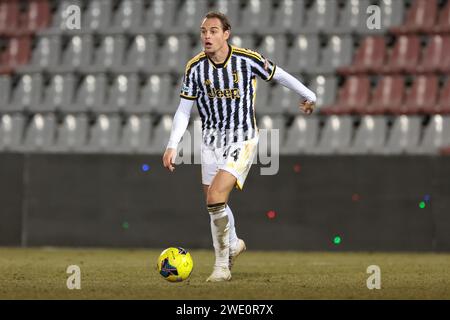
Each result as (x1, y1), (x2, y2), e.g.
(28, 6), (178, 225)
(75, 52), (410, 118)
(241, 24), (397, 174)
(5, 74), (43, 113)
(32, 74), (76, 113)
(303, 0), (339, 34)
(116, 115), (152, 154)
(150, 115), (173, 154)
(236, 0), (273, 34)
(286, 34), (320, 74)
(140, 0), (177, 34)
(0, 76), (11, 111)
(270, 0), (306, 34)
(281, 115), (319, 155)
(17, 35), (61, 73)
(372, 0), (405, 34)
(83, 114), (120, 153)
(51, 35), (93, 73)
(417, 115), (450, 154)
(39, 0), (82, 35)
(52, 114), (88, 152)
(334, 0), (372, 34)
(346, 116), (387, 154)
(107, 0), (144, 34)
(81, 35), (126, 73)
(128, 74), (171, 114)
(230, 35), (255, 49)
(22, 113), (56, 152)
(0, 113), (25, 152)
(83, 0), (112, 34)
(383, 115), (422, 155)
(315, 35), (354, 74)
(254, 81), (272, 115)
(313, 115), (353, 154)
(153, 35), (190, 73)
(271, 84), (300, 115)
(211, 0), (240, 29)
(96, 74), (138, 113)
(257, 115), (285, 156)
(257, 35), (288, 67)
(117, 35), (157, 73)
(308, 75), (338, 109)
(65, 74), (107, 113)
(170, 0), (209, 34)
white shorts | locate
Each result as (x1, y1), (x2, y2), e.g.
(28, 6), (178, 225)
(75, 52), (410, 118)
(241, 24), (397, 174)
(201, 135), (259, 190)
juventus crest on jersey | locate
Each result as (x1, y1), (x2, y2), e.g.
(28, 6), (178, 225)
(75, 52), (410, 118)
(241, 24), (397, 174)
(180, 44), (277, 148)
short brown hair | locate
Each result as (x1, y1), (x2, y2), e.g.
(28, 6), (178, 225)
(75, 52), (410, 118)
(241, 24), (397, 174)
(204, 11), (231, 31)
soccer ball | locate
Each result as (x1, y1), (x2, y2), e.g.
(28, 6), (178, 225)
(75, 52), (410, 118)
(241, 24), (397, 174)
(157, 247), (194, 282)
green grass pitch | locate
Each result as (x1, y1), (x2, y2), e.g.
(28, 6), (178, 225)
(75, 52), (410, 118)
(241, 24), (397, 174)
(0, 248), (449, 299)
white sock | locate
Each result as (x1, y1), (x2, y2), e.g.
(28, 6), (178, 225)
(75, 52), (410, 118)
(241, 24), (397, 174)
(226, 205), (238, 253)
(207, 202), (230, 268)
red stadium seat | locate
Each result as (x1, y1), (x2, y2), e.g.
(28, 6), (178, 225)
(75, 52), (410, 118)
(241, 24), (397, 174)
(416, 35), (450, 73)
(321, 76), (371, 115)
(431, 78), (450, 114)
(401, 75), (439, 114)
(382, 35), (421, 74)
(366, 76), (405, 115)
(0, 0), (20, 36)
(18, 0), (51, 35)
(338, 36), (386, 75)
(390, 0), (438, 34)
(433, 0), (450, 34)
(0, 36), (31, 74)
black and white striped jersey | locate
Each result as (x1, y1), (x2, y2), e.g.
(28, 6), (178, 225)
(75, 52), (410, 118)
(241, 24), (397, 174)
(180, 44), (276, 148)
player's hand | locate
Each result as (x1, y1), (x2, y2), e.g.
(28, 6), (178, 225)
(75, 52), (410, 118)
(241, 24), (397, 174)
(163, 148), (177, 172)
(300, 100), (315, 115)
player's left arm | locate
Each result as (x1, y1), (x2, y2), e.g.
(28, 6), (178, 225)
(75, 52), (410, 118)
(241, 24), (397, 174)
(272, 66), (317, 115)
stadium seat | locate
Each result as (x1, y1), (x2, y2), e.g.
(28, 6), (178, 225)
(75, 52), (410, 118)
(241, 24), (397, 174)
(313, 115), (353, 154)
(338, 36), (386, 75)
(257, 35), (288, 67)
(141, 0), (178, 34)
(83, 114), (120, 153)
(39, 0), (82, 35)
(17, 0), (51, 35)
(52, 35), (93, 73)
(0, 36), (32, 74)
(254, 81), (272, 115)
(230, 35), (255, 49)
(33, 74), (76, 113)
(281, 115), (319, 154)
(65, 74), (106, 113)
(17, 35), (61, 73)
(22, 113), (56, 152)
(116, 114), (153, 154)
(96, 74), (138, 113)
(270, 84), (301, 115)
(286, 34), (320, 74)
(0, 113), (24, 151)
(431, 77), (450, 114)
(0, 76), (11, 111)
(315, 35), (354, 74)
(390, 0), (438, 34)
(377, 0), (405, 32)
(0, 0), (20, 36)
(270, 0), (306, 34)
(81, 35), (126, 73)
(136, 74), (172, 114)
(5, 74), (43, 113)
(116, 34), (157, 73)
(308, 75), (338, 109)
(150, 115), (173, 153)
(170, 0), (209, 34)
(83, 0), (112, 34)
(257, 115), (285, 156)
(211, 0), (241, 29)
(417, 115), (450, 154)
(433, 0), (450, 34)
(416, 35), (450, 74)
(366, 75), (405, 115)
(334, 0), (372, 34)
(107, 0), (144, 35)
(236, 0), (273, 34)
(153, 35), (190, 73)
(347, 116), (387, 154)
(383, 115), (421, 154)
(401, 75), (439, 114)
(321, 75), (370, 115)
(52, 113), (88, 152)
(381, 35), (421, 74)
(302, 0), (338, 34)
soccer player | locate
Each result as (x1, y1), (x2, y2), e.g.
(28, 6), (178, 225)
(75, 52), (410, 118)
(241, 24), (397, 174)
(162, 12), (316, 282)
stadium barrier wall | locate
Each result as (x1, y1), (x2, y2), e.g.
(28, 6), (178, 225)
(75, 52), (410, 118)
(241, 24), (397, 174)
(0, 154), (449, 251)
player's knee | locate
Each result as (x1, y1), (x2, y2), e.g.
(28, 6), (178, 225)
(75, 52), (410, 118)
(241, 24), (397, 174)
(207, 187), (227, 204)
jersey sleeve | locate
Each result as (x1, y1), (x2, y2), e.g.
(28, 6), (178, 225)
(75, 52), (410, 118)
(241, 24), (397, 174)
(179, 66), (198, 100)
(248, 50), (277, 82)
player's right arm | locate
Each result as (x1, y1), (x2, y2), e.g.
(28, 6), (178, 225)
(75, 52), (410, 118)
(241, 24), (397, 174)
(162, 98), (194, 172)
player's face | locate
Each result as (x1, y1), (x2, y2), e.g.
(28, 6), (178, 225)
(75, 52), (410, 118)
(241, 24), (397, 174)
(200, 18), (230, 54)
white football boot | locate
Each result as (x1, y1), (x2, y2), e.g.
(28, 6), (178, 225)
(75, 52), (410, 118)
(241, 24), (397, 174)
(206, 266), (232, 282)
(229, 239), (246, 270)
